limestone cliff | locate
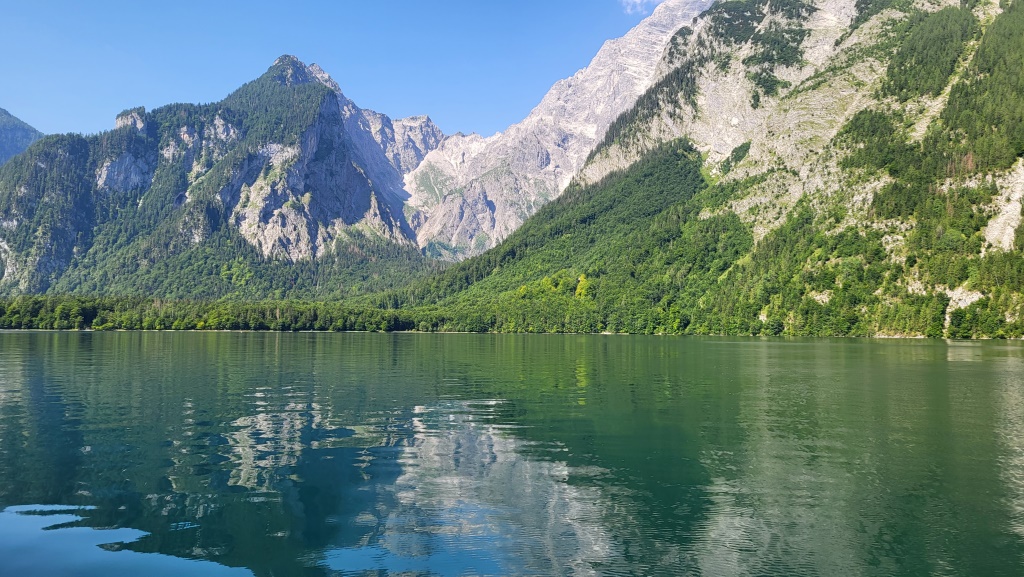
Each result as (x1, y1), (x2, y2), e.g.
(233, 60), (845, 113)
(570, 0), (1024, 334)
(0, 56), (443, 295)
(404, 0), (716, 259)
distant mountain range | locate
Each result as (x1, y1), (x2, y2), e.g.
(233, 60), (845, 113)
(0, 108), (42, 166)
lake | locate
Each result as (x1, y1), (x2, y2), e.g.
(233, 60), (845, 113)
(1, 332), (1023, 576)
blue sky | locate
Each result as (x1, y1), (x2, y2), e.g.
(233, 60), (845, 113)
(1, 0), (666, 137)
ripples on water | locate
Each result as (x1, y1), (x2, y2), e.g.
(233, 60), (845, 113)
(1, 333), (1024, 576)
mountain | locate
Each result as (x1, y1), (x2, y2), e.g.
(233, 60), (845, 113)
(376, 0), (1024, 339)
(0, 108), (43, 166)
(0, 0), (776, 296)
(0, 56), (442, 298)
(404, 0), (716, 259)
(6, 0), (1024, 341)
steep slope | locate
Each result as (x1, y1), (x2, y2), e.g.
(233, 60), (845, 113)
(575, 0), (1024, 338)
(376, 0), (1024, 339)
(0, 56), (442, 298)
(0, 108), (43, 166)
(382, 141), (728, 333)
(404, 0), (715, 259)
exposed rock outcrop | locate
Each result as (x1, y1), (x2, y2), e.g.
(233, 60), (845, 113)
(115, 108), (147, 133)
(96, 152), (154, 193)
(404, 0), (716, 259)
(0, 56), (445, 294)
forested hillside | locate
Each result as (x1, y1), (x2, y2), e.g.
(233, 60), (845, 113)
(0, 57), (437, 299)
(364, 0), (1024, 338)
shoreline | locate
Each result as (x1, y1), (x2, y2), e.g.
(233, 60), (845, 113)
(1, 328), (1020, 342)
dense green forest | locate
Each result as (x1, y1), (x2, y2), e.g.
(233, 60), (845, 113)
(360, 135), (1023, 338)
(942, 0), (1024, 171)
(0, 295), (419, 332)
(882, 7), (977, 101)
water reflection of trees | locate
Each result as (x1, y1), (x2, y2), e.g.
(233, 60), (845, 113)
(1, 333), (416, 575)
(4, 333), (1024, 576)
(0, 340), (85, 506)
(4, 332), (703, 576)
(690, 340), (1024, 577)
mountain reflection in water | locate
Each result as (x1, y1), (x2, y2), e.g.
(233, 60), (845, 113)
(318, 402), (618, 576)
(1, 332), (1024, 576)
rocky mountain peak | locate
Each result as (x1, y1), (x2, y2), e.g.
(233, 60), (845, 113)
(0, 54), (449, 295)
(267, 55), (319, 86)
(396, 115), (433, 128)
(114, 107), (146, 132)
(307, 63), (343, 93)
(265, 56), (346, 95)
(402, 0), (716, 259)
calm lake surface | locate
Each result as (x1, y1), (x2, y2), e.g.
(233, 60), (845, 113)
(1, 332), (1023, 576)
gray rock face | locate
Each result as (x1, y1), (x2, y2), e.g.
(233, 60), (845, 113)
(308, 59), (444, 176)
(404, 0), (715, 259)
(576, 0), (905, 241)
(114, 109), (146, 133)
(223, 89), (416, 261)
(207, 59), (442, 262)
(96, 152), (153, 193)
(356, 110), (445, 177)
(157, 56), (445, 263)
(390, 116), (446, 174)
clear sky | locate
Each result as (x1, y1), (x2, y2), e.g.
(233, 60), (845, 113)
(1, 0), (666, 137)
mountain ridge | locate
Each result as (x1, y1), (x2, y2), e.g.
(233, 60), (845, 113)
(0, 0), (724, 293)
(0, 56), (443, 297)
(4, 0), (1024, 342)
(365, 0), (1024, 339)
(404, 0), (717, 259)
(0, 108), (43, 166)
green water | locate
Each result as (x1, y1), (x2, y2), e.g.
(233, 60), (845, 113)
(1, 332), (1023, 576)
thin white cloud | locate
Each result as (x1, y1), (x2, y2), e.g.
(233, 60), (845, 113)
(620, 0), (665, 14)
